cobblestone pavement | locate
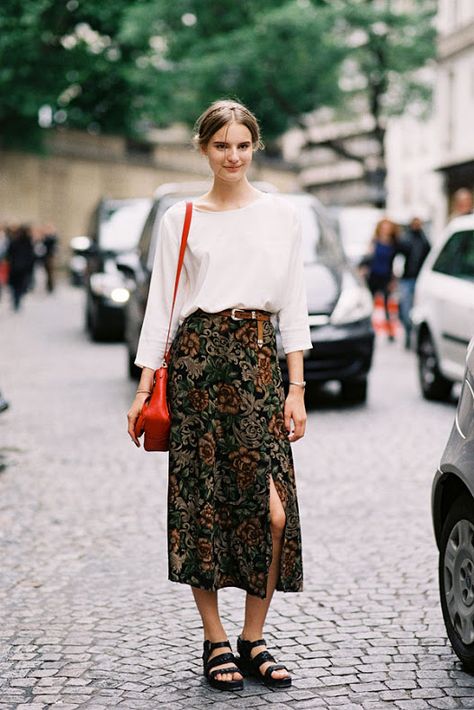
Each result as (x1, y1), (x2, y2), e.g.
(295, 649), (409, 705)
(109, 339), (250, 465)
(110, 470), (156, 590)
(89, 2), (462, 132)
(0, 283), (472, 709)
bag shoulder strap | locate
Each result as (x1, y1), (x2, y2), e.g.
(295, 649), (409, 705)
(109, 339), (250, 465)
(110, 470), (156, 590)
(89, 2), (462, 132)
(162, 201), (193, 364)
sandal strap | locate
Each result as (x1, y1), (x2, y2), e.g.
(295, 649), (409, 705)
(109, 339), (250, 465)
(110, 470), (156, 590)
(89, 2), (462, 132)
(240, 637), (266, 650)
(206, 652), (237, 672)
(209, 665), (239, 679)
(206, 639), (231, 651)
(252, 650), (276, 668)
(264, 663), (288, 679)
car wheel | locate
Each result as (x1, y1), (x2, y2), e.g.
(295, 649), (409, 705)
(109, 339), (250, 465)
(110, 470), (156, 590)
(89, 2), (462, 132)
(340, 377), (367, 403)
(128, 350), (141, 380)
(439, 496), (474, 671)
(418, 331), (452, 401)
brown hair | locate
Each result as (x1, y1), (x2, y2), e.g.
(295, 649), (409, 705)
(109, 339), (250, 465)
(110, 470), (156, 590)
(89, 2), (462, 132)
(193, 99), (264, 151)
(373, 218), (400, 245)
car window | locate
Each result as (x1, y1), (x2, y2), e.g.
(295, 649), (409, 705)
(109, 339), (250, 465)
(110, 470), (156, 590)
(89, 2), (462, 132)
(285, 196), (342, 264)
(433, 230), (474, 281)
(98, 200), (151, 252)
(137, 203), (159, 267)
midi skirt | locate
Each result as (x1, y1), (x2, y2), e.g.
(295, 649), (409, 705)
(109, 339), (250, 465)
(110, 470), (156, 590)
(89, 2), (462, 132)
(166, 309), (303, 599)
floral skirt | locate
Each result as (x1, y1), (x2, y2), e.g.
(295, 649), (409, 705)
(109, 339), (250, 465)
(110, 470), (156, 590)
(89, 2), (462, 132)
(166, 309), (303, 599)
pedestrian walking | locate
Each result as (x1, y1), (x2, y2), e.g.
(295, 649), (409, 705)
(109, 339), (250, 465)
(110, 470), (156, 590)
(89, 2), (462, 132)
(397, 217), (431, 349)
(6, 224), (35, 311)
(127, 99), (312, 692)
(361, 218), (400, 342)
(37, 223), (58, 293)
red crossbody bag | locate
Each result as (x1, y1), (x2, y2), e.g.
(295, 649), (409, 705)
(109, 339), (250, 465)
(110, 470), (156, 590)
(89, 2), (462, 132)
(134, 201), (193, 451)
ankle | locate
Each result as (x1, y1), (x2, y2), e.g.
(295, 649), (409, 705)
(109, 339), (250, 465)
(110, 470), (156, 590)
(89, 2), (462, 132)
(240, 629), (263, 643)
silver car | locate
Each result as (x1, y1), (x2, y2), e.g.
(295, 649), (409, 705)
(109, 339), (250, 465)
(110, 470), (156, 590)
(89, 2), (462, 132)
(433, 335), (474, 668)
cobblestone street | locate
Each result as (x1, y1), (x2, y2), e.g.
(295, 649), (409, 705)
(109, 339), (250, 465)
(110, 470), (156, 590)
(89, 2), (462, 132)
(1, 283), (472, 709)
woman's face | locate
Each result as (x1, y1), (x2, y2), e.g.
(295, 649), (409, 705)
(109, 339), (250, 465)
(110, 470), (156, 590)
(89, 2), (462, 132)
(378, 220), (393, 242)
(202, 122), (254, 182)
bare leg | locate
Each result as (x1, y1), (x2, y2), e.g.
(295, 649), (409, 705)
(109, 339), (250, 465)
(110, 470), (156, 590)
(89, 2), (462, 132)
(192, 587), (242, 682)
(240, 477), (289, 680)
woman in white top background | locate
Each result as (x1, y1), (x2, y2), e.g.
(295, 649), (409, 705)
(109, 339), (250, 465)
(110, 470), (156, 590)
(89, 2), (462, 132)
(127, 99), (312, 692)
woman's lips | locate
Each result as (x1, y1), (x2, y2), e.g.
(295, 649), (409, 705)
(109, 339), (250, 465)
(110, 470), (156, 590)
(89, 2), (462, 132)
(225, 166), (241, 171)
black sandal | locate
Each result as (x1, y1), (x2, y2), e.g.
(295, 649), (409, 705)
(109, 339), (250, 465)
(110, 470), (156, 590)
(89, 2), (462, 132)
(202, 640), (244, 691)
(237, 636), (292, 689)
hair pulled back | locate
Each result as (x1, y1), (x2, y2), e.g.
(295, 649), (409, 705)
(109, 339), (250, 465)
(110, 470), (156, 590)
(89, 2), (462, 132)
(193, 99), (264, 151)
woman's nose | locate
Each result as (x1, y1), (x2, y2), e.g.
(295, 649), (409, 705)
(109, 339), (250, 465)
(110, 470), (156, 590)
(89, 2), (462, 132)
(227, 148), (239, 162)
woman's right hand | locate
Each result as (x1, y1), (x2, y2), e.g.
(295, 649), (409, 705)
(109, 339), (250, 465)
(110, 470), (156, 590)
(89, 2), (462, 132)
(127, 392), (150, 447)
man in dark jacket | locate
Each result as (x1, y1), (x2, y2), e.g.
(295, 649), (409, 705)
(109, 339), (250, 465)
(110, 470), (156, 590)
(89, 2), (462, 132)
(398, 217), (431, 348)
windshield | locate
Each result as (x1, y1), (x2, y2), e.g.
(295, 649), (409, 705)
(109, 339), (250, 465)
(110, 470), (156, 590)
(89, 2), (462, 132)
(99, 199), (151, 252)
(286, 195), (343, 264)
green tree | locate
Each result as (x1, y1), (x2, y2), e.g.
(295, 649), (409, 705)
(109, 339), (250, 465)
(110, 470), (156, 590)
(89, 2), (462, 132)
(303, 0), (437, 204)
(123, 0), (345, 147)
(0, 0), (436, 176)
(0, 0), (146, 148)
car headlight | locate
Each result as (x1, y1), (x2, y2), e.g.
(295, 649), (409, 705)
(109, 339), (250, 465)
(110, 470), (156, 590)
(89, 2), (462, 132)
(330, 285), (373, 326)
(456, 375), (474, 439)
(90, 273), (130, 302)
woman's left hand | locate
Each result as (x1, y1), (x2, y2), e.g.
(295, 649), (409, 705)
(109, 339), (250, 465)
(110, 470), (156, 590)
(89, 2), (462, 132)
(284, 390), (307, 442)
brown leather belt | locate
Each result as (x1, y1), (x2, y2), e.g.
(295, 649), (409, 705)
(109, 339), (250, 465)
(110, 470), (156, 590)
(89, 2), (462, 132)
(215, 308), (271, 348)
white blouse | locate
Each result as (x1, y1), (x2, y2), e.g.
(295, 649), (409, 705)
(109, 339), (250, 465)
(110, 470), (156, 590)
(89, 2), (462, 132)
(135, 192), (313, 370)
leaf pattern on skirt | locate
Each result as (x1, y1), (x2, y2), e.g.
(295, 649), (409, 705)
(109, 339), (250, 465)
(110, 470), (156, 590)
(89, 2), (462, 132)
(166, 309), (303, 599)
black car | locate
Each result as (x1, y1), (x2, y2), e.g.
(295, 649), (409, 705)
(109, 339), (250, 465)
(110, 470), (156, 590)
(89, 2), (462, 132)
(80, 198), (151, 340)
(122, 190), (374, 402)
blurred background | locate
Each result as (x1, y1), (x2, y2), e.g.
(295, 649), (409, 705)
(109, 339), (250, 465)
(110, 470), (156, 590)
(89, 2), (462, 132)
(0, 0), (459, 250)
(2, 3), (474, 706)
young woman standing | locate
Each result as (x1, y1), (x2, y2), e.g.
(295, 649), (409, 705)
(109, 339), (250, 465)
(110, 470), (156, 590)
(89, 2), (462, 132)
(127, 99), (312, 691)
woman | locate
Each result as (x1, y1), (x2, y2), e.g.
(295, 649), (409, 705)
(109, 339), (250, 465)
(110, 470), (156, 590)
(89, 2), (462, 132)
(363, 218), (400, 342)
(127, 99), (312, 692)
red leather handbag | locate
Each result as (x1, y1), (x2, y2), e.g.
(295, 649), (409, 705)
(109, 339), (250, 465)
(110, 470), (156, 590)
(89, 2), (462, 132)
(135, 201), (193, 451)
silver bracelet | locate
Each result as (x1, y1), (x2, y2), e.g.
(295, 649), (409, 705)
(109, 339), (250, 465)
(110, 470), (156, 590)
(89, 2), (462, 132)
(289, 380), (306, 388)
(136, 389), (151, 395)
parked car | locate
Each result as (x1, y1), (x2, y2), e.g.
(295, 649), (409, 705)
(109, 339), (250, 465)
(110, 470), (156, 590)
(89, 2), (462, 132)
(122, 187), (375, 402)
(432, 336), (474, 669)
(80, 198), (151, 340)
(412, 215), (474, 401)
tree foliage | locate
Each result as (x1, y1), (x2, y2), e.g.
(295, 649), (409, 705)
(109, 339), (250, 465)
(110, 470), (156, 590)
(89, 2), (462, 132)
(0, 0), (436, 151)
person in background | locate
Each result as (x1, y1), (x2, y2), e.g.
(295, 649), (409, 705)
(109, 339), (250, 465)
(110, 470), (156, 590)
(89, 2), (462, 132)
(40, 223), (58, 293)
(6, 224), (35, 311)
(450, 188), (473, 219)
(397, 217), (431, 349)
(0, 222), (9, 301)
(361, 218), (400, 342)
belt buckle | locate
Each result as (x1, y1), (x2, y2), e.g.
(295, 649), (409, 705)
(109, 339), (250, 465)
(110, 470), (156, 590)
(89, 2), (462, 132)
(231, 308), (244, 321)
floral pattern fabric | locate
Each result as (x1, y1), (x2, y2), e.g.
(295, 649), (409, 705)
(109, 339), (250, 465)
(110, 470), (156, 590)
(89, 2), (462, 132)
(166, 309), (303, 599)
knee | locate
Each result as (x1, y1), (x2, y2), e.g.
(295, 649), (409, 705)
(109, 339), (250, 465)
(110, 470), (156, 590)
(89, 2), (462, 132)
(270, 509), (286, 539)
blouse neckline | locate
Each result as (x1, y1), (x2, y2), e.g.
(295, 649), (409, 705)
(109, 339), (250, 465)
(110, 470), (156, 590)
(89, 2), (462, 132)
(192, 192), (270, 214)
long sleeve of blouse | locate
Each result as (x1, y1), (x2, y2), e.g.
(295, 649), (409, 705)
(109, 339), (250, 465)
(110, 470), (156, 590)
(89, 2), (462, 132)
(134, 193), (313, 370)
